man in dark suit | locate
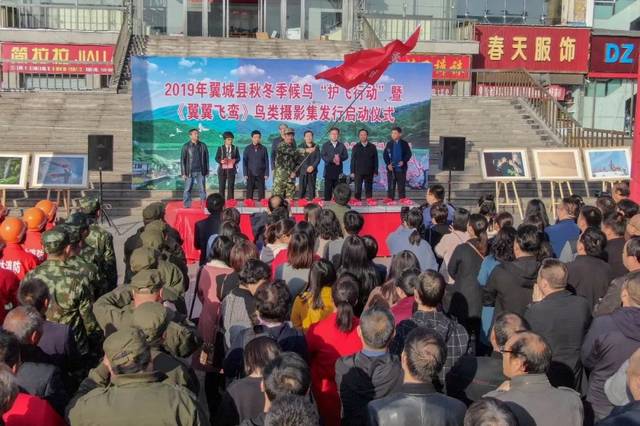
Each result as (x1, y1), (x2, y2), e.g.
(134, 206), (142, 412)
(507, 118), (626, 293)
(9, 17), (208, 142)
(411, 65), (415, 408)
(194, 193), (225, 265)
(383, 126), (412, 200)
(320, 127), (348, 201)
(526, 258), (592, 390)
(270, 123), (287, 171)
(2, 309), (69, 415)
(446, 312), (529, 404)
(18, 278), (78, 373)
(243, 130), (269, 201)
(350, 129), (378, 200)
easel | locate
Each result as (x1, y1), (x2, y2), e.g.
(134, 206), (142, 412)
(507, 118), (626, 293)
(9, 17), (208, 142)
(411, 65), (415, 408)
(549, 181), (573, 221)
(46, 189), (71, 218)
(495, 181), (524, 220)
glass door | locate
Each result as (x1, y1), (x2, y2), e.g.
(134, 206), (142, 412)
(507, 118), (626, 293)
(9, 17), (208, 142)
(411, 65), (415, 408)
(226, 0), (260, 37)
(284, 0), (302, 39)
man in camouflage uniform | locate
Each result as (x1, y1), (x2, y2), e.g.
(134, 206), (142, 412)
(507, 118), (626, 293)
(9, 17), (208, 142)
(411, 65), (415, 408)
(77, 197), (117, 289)
(129, 245), (186, 313)
(272, 127), (303, 199)
(139, 227), (188, 292)
(59, 223), (102, 301)
(23, 228), (100, 356)
(93, 269), (199, 357)
(123, 202), (185, 282)
(67, 327), (207, 426)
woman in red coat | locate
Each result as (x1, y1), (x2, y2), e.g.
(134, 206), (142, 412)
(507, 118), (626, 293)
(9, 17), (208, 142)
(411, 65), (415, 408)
(305, 274), (362, 426)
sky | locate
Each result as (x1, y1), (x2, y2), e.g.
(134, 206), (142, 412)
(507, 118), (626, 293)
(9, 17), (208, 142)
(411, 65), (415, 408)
(131, 56), (432, 120)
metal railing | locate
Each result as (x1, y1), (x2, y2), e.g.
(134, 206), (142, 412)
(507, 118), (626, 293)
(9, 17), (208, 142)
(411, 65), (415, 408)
(0, 3), (125, 31)
(360, 14), (383, 48)
(0, 60), (113, 91)
(361, 13), (476, 43)
(473, 69), (628, 148)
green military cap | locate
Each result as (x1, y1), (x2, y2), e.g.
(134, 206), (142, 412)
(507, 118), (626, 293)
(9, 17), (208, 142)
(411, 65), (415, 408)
(140, 229), (164, 251)
(130, 247), (158, 273)
(59, 224), (81, 245)
(144, 220), (166, 234)
(78, 197), (100, 215)
(66, 212), (89, 230)
(142, 202), (165, 221)
(42, 228), (70, 254)
(103, 327), (150, 368)
(132, 301), (173, 343)
(130, 269), (164, 294)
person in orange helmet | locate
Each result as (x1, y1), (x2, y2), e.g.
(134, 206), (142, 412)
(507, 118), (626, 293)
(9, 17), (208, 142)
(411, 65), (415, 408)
(22, 208), (47, 263)
(35, 200), (57, 231)
(0, 217), (38, 280)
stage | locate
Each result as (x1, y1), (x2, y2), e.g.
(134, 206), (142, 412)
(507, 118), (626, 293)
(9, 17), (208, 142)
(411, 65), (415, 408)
(164, 200), (411, 263)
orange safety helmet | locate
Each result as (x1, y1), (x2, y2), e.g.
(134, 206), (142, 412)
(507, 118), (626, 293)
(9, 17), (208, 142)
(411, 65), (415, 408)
(35, 200), (57, 222)
(22, 208), (47, 231)
(0, 217), (26, 244)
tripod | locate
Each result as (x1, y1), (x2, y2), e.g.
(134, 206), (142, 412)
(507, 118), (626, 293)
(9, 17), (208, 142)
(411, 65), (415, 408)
(97, 167), (121, 235)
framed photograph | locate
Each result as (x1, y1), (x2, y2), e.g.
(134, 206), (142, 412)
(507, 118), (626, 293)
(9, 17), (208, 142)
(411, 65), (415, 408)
(583, 147), (631, 181)
(0, 153), (30, 189)
(31, 154), (88, 188)
(480, 149), (531, 181)
(531, 149), (584, 181)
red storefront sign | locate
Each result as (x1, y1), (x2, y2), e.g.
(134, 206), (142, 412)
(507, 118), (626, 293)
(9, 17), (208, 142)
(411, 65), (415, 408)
(476, 83), (567, 100)
(475, 25), (590, 73)
(399, 54), (471, 80)
(1, 43), (114, 75)
(589, 35), (640, 78)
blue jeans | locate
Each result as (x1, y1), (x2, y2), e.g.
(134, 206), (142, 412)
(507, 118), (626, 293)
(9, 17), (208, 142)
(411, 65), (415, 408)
(183, 172), (207, 208)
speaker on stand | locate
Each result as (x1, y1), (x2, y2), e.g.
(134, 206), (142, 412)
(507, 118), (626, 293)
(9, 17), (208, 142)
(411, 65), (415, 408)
(439, 136), (466, 202)
(88, 135), (119, 233)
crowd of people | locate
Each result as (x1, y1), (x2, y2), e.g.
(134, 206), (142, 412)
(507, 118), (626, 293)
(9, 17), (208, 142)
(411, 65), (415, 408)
(0, 180), (639, 425)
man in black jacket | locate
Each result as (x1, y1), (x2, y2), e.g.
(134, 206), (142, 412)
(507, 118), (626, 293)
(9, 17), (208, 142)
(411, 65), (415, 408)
(194, 193), (224, 265)
(525, 259), (591, 390)
(596, 237), (640, 316)
(243, 130), (269, 201)
(215, 131), (241, 200)
(180, 129), (210, 208)
(368, 328), (466, 426)
(320, 127), (348, 201)
(582, 270), (640, 420)
(382, 126), (412, 200)
(270, 123), (287, 171)
(350, 129), (379, 200)
(298, 130), (320, 200)
(484, 225), (541, 320)
(446, 312), (528, 404)
(336, 307), (403, 426)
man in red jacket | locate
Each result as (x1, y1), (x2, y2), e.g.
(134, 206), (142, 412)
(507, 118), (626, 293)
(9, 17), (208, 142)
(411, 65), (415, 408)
(0, 268), (19, 324)
(21, 208), (47, 263)
(34, 200), (57, 231)
(0, 217), (38, 280)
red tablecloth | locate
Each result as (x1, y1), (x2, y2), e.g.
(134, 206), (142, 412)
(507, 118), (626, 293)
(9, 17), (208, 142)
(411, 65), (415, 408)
(165, 201), (402, 263)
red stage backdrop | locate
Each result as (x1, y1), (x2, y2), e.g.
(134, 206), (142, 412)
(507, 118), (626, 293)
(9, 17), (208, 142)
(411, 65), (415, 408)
(474, 25), (590, 73)
(1, 43), (114, 74)
(399, 54), (471, 80)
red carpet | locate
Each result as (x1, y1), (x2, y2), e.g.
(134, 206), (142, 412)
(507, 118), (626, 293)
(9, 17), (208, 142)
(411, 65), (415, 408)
(165, 200), (406, 263)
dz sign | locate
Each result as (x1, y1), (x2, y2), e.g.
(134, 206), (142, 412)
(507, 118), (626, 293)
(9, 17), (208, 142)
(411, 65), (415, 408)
(605, 42), (635, 64)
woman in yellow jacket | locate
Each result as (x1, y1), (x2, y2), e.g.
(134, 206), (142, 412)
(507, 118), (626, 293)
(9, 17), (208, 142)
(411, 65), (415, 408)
(291, 259), (336, 331)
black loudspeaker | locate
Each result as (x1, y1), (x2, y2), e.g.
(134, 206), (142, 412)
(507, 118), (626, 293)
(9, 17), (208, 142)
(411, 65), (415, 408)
(439, 136), (466, 171)
(88, 135), (113, 171)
